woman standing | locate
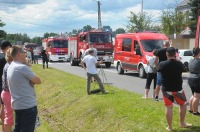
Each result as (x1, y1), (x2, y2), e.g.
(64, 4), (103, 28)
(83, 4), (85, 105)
(188, 47), (200, 115)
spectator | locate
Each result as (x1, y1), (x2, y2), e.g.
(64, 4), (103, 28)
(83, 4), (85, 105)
(33, 48), (39, 64)
(154, 40), (170, 101)
(142, 49), (157, 98)
(27, 48), (32, 62)
(158, 47), (192, 131)
(30, 48), (35, 64)
(80, 49), (106, 95)
(1, 48), (13, 132)
(84, 42), (97, 58)
(41, 47), (49, 69)
(188, 47), (200, 115)
(7, 45), (41, 132)
(0, 40), (12, 132)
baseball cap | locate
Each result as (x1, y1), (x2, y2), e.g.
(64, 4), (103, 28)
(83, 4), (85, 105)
(166, 47), (176, 54)
(1, 40), (12, 49)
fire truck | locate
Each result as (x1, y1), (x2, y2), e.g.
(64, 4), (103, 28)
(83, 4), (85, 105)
(42, 37), (69, 62)
(68, 30), (113, 67)
(195, 10), (200, 47)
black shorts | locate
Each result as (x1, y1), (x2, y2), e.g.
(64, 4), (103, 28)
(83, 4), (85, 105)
(188, 78), (200, 94)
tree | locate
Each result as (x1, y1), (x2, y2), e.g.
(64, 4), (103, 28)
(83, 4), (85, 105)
(0, 19), (6, 39)
(115, 28), (126, 34)
(31, 37), (43, 45)
(188, 0), (200, 35)
(43, 32), (58, 38)
(160, 2), (188, 35)
(126, 11), (152, 32)
(83, 25), (92, 31)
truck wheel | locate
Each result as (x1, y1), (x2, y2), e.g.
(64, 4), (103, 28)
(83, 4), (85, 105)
(70, 56), (76, 66)
(105, 62), (111, 68)
(139, 65), (146, 78)
(183, 62), (189, 72)
(117, 63), (124, 74)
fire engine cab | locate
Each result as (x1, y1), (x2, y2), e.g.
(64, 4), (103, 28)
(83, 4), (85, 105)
(114, 31), (168, 78)
(42, 37), (69, 62)
(68, 30), (113, 67)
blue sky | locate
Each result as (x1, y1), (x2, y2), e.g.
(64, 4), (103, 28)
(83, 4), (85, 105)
(0, 0), (180, 38)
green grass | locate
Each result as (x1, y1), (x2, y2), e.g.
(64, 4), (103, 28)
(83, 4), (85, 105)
(32, 65), (200, 132)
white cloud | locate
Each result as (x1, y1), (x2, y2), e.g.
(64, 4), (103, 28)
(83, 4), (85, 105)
(0, 0), (170, 38)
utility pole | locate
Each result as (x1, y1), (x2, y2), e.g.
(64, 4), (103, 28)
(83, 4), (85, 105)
(141, 0), (143, 16)
(97, 1), (102, 30)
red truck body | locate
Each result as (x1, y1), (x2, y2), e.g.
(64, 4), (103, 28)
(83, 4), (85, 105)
(42, 37), (69, 61)
(68, 30), (113, 67)
(195, 10), (200, 47)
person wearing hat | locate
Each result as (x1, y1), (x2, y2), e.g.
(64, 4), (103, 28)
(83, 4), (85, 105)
(188, 47), (200, 116)
(80, 49), (107, 95)
(158, 47), (192, 131)
(0, 40), (12, 132)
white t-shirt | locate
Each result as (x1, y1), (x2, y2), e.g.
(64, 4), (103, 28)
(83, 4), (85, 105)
(82, 55), (97, 74)
(33, 49), (39, 56)
(147, 56), (155, 73)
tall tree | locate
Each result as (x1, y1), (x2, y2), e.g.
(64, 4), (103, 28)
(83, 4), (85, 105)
(83, 25), (92, 31)
(115, 28), (125, 34)
(160, 2), (188, 35)
(31, 37), (43, 45)
(43, 32), (58, 38)
(188, 0), (200, 35)
(0, 19), (6, 39)
(126, 11), (152, 32)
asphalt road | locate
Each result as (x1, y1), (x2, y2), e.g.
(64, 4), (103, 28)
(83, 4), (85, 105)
(39, 60), (193, 101)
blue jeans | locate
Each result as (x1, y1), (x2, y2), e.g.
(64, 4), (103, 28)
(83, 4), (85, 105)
(156, 72), (162, 86)
(13, 106), (37, 132)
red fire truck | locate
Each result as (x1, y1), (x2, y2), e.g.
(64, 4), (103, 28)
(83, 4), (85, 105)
(42, 37), (69, 62)
(195, 10), (200, 47)
(68, 30), (113, 67)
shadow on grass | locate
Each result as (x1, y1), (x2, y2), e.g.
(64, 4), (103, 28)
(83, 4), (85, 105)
(173, 126), (200, 132)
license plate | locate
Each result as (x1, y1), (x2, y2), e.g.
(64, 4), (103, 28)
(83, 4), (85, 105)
(59, 57), (65, 59)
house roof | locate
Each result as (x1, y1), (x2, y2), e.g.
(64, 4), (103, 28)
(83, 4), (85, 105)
(178, 0), (190, 7)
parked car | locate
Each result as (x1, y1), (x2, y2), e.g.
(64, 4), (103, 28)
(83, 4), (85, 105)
(178, 49), (193, 71)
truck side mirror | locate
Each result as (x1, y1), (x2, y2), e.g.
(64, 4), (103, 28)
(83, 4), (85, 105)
(135, 48), (142, 56)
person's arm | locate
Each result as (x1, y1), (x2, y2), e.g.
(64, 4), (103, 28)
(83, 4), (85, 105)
(30, 75), (41, 84)
(154, 56), (159, 68)
(80, 60), (86, 70)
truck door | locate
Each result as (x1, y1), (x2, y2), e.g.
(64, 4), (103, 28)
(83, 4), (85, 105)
(125, 40), (141, 70)
(121, 38), (132, 69)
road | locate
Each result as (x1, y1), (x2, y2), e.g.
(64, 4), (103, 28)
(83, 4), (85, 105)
(39, 61), (193, 101)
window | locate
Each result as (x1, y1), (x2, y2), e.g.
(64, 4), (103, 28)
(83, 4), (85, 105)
(140, 40), (163, 52)
(184, 51), (192, 56)
(122, 38), (132, 52)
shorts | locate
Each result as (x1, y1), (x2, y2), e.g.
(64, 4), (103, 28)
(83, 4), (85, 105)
(34, 55), (39, 60)
(1, 90), (14, 125)
(156, 72), (162, 86)
(188, 77), (200, 94)
(162, 90), (187, 106)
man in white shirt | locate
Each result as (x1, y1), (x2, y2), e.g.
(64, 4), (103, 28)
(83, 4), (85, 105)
(81, 49), (106, 95)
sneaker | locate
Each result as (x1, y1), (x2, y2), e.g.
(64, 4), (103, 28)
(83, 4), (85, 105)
(142, 96), (147, 99)
(188, 110), (193, 114)
(102, 91), (108, 94)
(154, 98), (159, 101)
(193, 112), (200, 116)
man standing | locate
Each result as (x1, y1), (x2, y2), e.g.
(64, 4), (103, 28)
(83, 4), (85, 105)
(84, 42), (97, 58)
(158, 47), (191, 131)
(0, 40), (12, 132)
(154, 40), (170, 101)
(41, 47), (49, 69)
(81, 49), (106, 95)
(7, 45), (41, 132)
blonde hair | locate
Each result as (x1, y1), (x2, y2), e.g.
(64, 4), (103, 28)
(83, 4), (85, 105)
(5, 48), (13, 63)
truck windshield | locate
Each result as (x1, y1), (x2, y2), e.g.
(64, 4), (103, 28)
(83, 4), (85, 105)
(140, 40), (164, 52)
(89, 33), (112, 43)
(52, 40), (68, 48)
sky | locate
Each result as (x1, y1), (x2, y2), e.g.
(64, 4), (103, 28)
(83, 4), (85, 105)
(0, 0), (180, 38)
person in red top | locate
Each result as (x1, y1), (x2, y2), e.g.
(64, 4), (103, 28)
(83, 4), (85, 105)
(158, 47), (192, 131)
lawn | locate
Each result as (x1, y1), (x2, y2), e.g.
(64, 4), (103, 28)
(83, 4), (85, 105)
(32, 65), (200, 132)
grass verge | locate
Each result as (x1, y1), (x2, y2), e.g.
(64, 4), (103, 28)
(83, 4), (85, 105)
(32, 65), (200, 132)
